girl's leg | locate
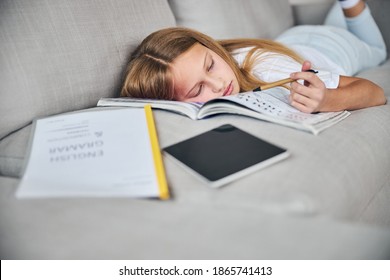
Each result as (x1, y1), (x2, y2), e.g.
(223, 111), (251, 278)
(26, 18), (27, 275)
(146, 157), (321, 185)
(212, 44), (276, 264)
(278, 0), (386, 75)
(324, 2), (347, 29)
(324, 0), (387, 71)
(325, 0), (385, 50)
(339, 0), (359, 8)
(340, 0), (365, 17)
(344, 4), (386, 51)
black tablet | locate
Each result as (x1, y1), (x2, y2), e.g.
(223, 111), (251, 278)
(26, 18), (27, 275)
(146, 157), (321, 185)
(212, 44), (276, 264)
(163, 124), (289, 188)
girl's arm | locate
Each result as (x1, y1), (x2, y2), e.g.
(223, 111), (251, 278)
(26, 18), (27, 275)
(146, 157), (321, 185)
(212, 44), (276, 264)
(289, 61), (386, 113)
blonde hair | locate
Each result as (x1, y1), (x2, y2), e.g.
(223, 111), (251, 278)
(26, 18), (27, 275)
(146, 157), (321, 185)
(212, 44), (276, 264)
(121, 27), (303, 99)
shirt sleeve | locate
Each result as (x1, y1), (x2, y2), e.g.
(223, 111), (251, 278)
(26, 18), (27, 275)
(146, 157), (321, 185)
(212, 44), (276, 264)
(245, 50), (340, 89)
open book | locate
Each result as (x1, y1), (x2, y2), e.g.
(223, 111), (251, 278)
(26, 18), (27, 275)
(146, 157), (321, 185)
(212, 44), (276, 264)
(97, 88), (350, 135)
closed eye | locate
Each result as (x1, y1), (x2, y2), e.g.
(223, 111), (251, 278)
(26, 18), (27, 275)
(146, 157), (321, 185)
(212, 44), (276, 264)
(194, 59), (213, 97)
(195, 84), (203, 97)
(208, 59), (214, 71)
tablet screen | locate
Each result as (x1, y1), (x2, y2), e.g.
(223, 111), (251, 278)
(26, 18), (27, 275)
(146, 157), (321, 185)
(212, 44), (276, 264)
(163, 124), (289, 187)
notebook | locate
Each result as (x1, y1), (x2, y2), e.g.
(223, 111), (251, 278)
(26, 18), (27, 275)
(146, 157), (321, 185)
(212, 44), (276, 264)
(16, 107), (169, 199)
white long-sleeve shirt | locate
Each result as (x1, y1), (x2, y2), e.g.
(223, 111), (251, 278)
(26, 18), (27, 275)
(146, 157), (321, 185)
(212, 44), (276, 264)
(232, 46), (344, 90)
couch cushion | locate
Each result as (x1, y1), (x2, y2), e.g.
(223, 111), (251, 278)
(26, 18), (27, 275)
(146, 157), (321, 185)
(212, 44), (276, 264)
(0, 125), (31, 178)
(168, 0), (293, 40)
(2, 174), (390, 259)
(357, 58), (390, 95)
(3, 101), (390, 223)
(0, 0), (175, 140)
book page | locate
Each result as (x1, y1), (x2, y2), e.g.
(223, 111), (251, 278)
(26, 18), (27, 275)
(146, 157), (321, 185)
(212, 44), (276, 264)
(17, 108), (163, 198)
(98, 97), (202, 120)
(220, 89), (343, 125)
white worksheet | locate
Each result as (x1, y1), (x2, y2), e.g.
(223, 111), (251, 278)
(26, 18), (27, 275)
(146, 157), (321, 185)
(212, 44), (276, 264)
(16, 108), (162, 198)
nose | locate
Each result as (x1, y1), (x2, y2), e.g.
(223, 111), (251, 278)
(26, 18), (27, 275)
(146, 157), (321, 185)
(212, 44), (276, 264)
(207, 76), (224, 93)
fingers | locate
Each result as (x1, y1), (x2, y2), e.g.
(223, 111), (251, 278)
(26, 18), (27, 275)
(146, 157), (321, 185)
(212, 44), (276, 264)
(290, 80), (313, 98)
(288, 61), (327, 113)
(290, 71), (323, 89)
(289, 73), (327, 113)
(301, 60), (312, 72)
(289, 83), (323, 113)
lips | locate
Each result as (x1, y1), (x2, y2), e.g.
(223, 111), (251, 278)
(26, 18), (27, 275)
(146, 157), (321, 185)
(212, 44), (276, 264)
(223, 81), (233, 96)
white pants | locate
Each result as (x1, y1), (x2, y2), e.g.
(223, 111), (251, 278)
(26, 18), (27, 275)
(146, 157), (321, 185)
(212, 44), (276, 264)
(276, 2), (387, 76)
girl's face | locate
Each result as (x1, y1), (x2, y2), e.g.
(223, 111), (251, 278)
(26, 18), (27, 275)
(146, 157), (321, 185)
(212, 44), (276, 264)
(171, 43), (240, 103)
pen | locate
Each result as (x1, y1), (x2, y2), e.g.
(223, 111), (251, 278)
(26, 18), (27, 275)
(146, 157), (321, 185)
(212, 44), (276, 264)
(253, 69), (318, 92)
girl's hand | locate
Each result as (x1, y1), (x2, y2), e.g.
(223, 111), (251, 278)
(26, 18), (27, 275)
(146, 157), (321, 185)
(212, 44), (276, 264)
(289, 61), (327, 113)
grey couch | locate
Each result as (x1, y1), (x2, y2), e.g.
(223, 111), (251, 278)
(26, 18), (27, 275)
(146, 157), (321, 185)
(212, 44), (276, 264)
(1, 0), (390, 259)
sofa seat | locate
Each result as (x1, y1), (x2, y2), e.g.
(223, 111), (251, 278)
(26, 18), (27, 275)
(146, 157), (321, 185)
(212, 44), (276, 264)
(1, 0), (390, 259)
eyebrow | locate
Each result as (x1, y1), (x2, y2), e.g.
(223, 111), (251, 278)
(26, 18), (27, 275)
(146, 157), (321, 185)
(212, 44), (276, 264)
(185, 51), (209, 98)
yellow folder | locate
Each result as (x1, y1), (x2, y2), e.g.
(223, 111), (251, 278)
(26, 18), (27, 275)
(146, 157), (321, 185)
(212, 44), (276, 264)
(144, 105), (170, 200)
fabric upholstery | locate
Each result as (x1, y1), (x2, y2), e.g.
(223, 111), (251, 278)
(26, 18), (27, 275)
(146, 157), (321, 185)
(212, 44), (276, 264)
(168, 0), (294, 39)
(368, 0), (390, 55)
(1, 0), (390, 259)
(1, 176), (390, 259)
(0, 0), (175, 140)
